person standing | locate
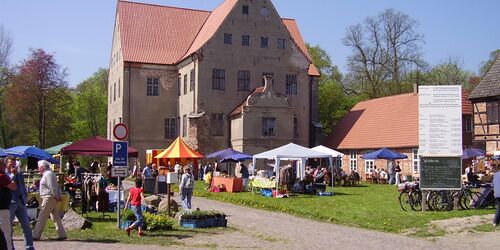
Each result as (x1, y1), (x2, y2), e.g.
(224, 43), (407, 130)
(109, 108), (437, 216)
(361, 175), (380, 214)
(33, 160), (66, 241)
(387, 160), (396, 185)
(6, 157), (34, 250)
(394, 161), (402, 186)
(240, 162), (249, 190)
(124, 178), (145, 237)
(174, 162), (181, 182)
(493, 165), (500, 227)
(0, 158), (16, 250)
(179, 165), (194, 210)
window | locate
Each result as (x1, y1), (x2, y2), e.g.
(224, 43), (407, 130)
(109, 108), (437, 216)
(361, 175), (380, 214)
(260, 6), (269, 17)
(293, 116), (298, 138)
(242, 35), (250, 46)
(412, 148), (419, 173)
(109, 86), (112, 104)
(238, 70), (250, 91)
(364, 150), (374, 173)
(224, 33), (232, 45)
(465, 115), (472, 132)
(350, 150), (357, 171)
(147, 77), (159, 96)
(164, 118), (177, 139)
(118, 79), (121, 98)
(190, 69), (195, 92)
(261, 37), (269, 48)
(334, 157), (342, 169)
(286, 74), (297, 95)
(177, 77), (181, 96)
(278, 38), (285, 49)
(242, 5), (249, 14)
(262, 117), (276, 137)
(183, 74), (187, 95)
(212, 69), (225, 90)
(211, 113), (224, 136)
(113, 82), (116, 101)
(182, 115), (187, 137)
(486, 102), (499, 124)
(262, 72), (274, 86)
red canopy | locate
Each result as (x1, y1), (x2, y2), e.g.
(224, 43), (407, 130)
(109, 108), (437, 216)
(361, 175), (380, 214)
(61, 136), (139, 157)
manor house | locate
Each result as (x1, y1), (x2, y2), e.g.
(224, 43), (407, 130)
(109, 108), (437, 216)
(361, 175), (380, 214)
(107, 0), (321, 162)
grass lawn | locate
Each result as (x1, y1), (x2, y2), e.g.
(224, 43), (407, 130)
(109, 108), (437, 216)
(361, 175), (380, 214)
(194, 181), (495, 234)
(13, 211), (228, 247)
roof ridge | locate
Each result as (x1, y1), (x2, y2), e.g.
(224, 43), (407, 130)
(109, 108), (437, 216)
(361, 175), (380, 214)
(356, 92), (416, 104)
(118, 0), (211, 13)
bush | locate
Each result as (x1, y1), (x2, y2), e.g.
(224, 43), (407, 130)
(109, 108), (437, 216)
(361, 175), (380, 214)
(144, 213), (174, 231)
(121, 209), (136, 221)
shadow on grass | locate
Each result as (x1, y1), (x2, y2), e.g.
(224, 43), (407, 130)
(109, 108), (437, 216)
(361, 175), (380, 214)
(48, 239), (119, 244)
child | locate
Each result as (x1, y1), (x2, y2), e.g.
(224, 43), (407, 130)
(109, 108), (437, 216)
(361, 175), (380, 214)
(124, 178), (145, 237)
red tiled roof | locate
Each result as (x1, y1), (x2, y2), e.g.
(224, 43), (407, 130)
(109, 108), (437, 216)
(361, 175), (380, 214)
(180, 0), (238, 62)
(325, 91), (472, 150)
(308, 64), (320, 77)
(230, 87), (265, 116)
(118, 1), (210, 65)
(117, 0), (316, 70)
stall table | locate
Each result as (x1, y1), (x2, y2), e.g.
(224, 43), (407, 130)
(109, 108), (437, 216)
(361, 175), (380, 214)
(211, 177), (243, 193)
(249, 178), (277, 194)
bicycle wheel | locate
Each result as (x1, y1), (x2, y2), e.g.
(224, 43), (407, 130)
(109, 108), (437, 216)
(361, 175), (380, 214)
(409, 190), (422, 211)
(426, 191), (437, 211)
(469, 191), (484, 209)
(399, 191), (411, 211)
(433, 191), (453, 211)
(460, 191), (471, 210)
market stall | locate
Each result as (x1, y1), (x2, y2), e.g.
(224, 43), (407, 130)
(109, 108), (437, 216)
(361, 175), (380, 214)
(252, 143), (332, 197)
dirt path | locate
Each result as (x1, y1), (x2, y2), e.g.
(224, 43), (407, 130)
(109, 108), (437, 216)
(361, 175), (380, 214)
(17, 190), (497, 249)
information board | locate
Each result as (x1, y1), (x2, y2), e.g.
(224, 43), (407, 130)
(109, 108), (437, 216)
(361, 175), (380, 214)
(420, 157), (461, 190)
(418, 85), (462, 156)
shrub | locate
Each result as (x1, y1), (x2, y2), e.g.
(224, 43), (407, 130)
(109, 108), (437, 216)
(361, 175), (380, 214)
(144, 213), (174, 231)
(121, 209), (136, 221)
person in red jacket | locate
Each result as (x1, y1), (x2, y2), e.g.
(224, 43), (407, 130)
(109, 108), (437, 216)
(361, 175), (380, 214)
(124, 178), (145, 237)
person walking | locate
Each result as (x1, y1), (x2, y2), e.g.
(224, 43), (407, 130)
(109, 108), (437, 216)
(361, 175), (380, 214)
(33, 160), (67, 241)
(6, 157), (34, 250)
(240, 162), (249, 190)
(124, 178), (145, 237)
(180, 165), (195, 210)
(387, 160), (396, 185)
(0, 158), (16, 250)
(493, 165), (500, 227)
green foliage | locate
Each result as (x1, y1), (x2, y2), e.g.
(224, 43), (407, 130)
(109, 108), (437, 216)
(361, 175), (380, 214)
(144, 212), (174, 231)
(180, 210), (225, 220)
(70, 68), (108, 140)
(121, 208), (136, 221)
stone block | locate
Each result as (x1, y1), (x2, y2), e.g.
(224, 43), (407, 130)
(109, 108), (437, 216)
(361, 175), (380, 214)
(62, 209), (92, 230)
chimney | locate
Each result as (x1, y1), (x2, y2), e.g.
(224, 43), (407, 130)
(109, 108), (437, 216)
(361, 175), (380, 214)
(263, 75), (274, 92)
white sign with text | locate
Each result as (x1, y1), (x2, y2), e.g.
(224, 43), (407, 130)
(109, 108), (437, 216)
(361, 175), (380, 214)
(418, 85), (462, 156)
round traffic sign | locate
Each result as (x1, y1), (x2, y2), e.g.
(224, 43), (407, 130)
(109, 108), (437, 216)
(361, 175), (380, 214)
(113, 123), (128, 140)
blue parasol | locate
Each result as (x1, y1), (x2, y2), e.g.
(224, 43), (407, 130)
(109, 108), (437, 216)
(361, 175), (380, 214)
(462, 148), (485, 159)
(361, 148), (408, 160)
(220, 152), (253, 163)
(6, 146), (59, 164)
(0, 148), (7, 157)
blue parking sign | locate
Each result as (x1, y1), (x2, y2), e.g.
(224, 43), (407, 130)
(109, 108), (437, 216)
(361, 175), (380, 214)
(113, 141), (128, 167)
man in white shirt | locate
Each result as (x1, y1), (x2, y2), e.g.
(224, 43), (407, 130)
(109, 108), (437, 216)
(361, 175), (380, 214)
(33, 160), (66, 241)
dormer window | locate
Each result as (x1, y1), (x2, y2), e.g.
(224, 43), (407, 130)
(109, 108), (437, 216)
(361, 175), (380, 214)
(242, 5), (249, 14)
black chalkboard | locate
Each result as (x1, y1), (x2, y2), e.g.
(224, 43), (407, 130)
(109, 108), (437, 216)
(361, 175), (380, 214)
(420, 157), (461, 190)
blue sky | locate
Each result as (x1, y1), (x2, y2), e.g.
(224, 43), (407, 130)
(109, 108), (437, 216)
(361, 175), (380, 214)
(1, 0), (499, 87)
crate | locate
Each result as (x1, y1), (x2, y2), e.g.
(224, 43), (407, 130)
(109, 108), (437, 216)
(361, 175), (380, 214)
(216, 217), (227, 227)
(180, 219), (205, 228)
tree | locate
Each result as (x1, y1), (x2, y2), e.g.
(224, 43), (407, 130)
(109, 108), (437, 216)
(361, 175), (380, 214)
(307, 44), (361, 134)
(71, 68), (108, 139)
(0, 25), (12, 147)
(422, 57), (473, 87)
(479, 49), (500, 76)
(343, 9), (425, 98)
(5, 49), (72, 148)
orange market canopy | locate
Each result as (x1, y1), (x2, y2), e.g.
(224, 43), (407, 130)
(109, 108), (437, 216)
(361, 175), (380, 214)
(155, 137), (204, 159)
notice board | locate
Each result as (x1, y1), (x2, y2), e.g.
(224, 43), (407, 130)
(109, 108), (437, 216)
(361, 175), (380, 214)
(420, 157), (461, 190)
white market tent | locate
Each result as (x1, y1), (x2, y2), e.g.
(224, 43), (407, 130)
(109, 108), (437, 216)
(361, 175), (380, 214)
(311, 145), (344, 185)
(311, 145), (344, 157)
(253, 143), (332, 191)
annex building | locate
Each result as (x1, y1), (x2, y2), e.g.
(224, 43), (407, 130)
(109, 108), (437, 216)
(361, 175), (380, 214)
(325, 89), (473, 179)
(107, 0), (321, 163)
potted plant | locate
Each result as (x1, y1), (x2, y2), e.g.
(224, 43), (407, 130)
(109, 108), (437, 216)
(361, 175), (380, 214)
(212, 211), (227, 227)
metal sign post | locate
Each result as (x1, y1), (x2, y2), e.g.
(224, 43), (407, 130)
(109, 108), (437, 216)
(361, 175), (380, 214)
(113, 141), (129, 229)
